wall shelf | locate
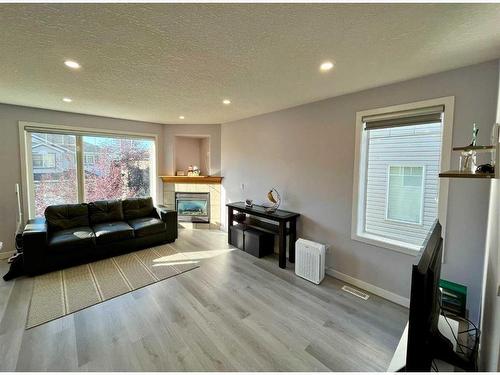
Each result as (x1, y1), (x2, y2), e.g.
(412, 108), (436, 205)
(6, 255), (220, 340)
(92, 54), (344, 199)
(160, 175), (223, 184)
(439, 170), (495, 179)
(452, 145), (494, 153)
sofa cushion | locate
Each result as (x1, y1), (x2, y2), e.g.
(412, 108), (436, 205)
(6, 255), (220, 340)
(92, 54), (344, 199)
(127, 217), (166, 238)
(122, 197), (155, 220)
(48, 226), (95, 253)
(45, 204), (90, 232)
(93, 221), (134, 245)
(88, 200), (124, 225)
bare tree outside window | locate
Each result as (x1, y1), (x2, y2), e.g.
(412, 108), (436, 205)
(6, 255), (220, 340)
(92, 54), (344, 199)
(83, 136), (153, 202)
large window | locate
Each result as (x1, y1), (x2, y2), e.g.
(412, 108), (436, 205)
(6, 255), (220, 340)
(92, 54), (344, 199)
(24, 125), (156, 218)
(352, 99), (453, 254)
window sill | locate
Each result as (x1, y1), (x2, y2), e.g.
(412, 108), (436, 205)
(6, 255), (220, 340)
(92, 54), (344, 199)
(352, 232), (421, 256)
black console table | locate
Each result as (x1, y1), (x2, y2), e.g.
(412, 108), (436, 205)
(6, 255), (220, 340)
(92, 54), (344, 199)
(226, 202), (300, 269)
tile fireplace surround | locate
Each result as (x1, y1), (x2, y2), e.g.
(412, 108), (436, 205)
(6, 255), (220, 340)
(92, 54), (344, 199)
(163, 182), (221, 230)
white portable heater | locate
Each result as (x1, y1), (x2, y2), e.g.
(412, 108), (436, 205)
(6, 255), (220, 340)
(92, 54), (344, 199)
(295, 238), (326, 284)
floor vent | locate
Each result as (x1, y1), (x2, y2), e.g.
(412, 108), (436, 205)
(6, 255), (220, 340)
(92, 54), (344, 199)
(341, 285), (369, 300)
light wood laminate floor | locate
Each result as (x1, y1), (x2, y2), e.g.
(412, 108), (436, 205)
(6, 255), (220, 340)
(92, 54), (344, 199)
(0, 229), (408, 371)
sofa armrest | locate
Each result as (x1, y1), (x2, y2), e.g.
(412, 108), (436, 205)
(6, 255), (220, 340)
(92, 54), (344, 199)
(22, 218), (48, 275)
(156, 206), (178, 241)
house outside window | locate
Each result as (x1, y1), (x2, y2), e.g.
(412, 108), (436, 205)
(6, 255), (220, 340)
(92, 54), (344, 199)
(84, 153), (96, 165)
(48, 134), (64, 145)
(32, 152), (56, 168)
(352, 98), (453, 254)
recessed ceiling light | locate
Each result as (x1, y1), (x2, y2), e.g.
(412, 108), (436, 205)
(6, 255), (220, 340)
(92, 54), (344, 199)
(222, 99), (231, 105)
(320, 61), (334, 72)
(179, 115), (185, 120)
(62, 97), (72, 103)
(64, 60), (81, 69)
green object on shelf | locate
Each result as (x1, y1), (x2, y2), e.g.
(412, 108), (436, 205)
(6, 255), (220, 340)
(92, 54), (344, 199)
(439, 279), (467, 318)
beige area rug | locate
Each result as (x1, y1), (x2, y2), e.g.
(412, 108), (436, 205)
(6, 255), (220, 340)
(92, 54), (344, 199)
(26, 244), (198, 329)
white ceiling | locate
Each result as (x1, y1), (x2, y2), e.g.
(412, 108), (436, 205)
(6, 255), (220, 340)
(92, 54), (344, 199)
(1, 3), (500, 125)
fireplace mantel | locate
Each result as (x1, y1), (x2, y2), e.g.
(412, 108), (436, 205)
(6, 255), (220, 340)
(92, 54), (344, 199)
(160, 176), (223, 184)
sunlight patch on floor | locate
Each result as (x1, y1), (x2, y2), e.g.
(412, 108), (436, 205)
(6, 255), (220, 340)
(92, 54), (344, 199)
(152, 248), (235, 264)
(152, 260), (198, 267)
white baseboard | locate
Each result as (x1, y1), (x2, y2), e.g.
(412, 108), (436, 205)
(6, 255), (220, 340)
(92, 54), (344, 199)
(0, 251), (15, 260)
(326, 268), (410, 308)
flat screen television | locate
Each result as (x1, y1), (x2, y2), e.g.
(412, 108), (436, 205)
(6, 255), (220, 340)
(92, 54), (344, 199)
(405, 220), (473, 371)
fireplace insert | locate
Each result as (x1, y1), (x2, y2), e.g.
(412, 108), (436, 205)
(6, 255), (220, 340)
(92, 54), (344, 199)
(175, 192), (210, 223)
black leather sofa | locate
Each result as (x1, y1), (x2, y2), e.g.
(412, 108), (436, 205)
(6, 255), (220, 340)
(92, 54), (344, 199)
(22, 197), (177, 275)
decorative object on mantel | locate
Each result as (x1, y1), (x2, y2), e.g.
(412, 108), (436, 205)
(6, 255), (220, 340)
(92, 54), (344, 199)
(245, 199), (253, 208)
(265, 188), (281, 213)
(176, 170), (185, 176)
(187, 165), (201, 176)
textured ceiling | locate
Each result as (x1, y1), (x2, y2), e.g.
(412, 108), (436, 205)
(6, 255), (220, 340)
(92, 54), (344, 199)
(1, 3), (500, 124)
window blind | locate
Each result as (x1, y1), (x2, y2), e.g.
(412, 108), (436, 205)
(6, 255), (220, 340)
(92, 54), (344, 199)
(24, 126), (155, 141)
(363, 105), (444, 130)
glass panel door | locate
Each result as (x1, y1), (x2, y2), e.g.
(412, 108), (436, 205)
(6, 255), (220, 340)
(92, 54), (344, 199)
(30, 132), (78, 217)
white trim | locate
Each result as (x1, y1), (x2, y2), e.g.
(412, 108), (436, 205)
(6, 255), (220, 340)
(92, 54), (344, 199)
(351, 96), (454, 259)
(355, 232), (421, 255)
(326, 267), (410, 308)
(19, 121), (159, 219)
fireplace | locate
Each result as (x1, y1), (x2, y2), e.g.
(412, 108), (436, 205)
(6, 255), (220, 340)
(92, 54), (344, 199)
(175, 192), (210, 223)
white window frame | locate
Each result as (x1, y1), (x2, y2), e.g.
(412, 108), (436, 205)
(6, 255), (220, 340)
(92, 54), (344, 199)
(19, 121), (158, 219)
(385, 165), (426, 226)
(351, 97), (454, 257)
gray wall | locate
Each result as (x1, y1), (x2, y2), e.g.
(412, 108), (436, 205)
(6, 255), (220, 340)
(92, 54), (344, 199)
(175, 136), (202, 174)
(200, 137), (210, 176)
(221, 60), (499, 323)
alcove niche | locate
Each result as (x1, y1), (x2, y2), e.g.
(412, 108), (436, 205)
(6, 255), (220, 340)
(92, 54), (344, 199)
(174, 135), (211, 176)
